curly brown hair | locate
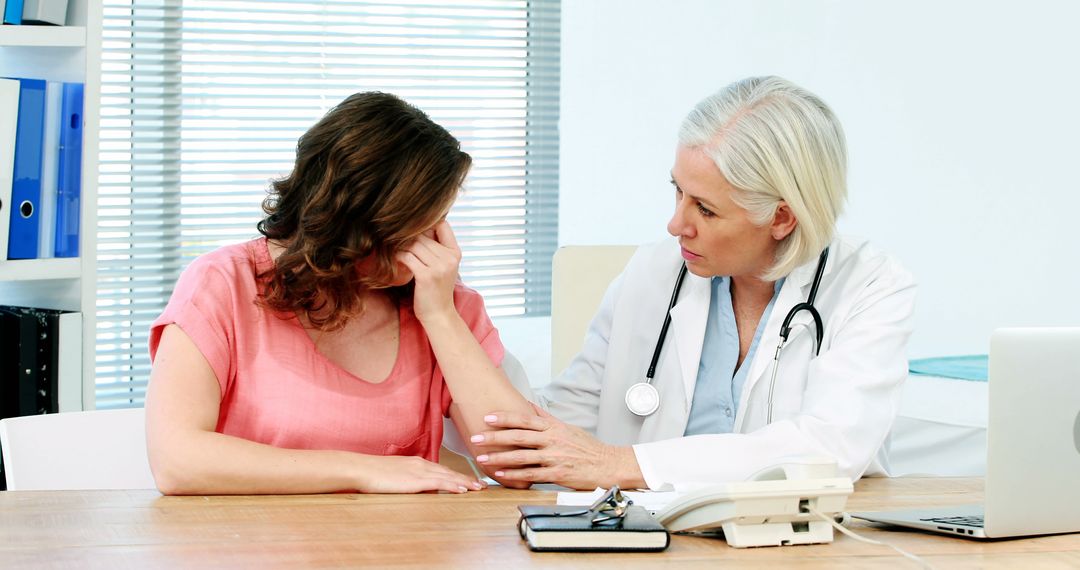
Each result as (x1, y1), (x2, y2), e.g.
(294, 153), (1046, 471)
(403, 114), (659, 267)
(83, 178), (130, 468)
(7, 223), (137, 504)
(256, 92), (471, 330)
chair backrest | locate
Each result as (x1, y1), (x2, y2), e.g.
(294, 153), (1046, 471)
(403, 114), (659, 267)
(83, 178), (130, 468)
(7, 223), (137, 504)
(0, 408), (156, 490)
(550, 245), (637, 375)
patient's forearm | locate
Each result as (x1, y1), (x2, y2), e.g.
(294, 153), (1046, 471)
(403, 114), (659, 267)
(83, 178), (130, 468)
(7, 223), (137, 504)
(421, 312), (535, 487)
(422, 312), (535, 435)
(150, 429), (372, 495)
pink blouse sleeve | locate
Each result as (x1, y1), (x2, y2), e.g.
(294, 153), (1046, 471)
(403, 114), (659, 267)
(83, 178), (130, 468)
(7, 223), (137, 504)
(148, 257), (238, 396)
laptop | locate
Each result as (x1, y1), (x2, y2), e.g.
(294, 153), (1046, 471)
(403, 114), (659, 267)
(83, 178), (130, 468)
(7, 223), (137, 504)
(854, 327), (1080, 539)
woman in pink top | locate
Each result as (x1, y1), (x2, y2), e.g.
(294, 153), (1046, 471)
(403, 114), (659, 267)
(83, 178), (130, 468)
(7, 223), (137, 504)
(145, 92), (536, 495)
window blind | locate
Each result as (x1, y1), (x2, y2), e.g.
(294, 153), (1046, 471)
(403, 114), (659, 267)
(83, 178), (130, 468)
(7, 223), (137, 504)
(96, 0), (560, 409)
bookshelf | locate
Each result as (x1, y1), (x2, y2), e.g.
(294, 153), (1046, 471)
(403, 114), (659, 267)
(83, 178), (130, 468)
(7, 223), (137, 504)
(0, 257), (80, 281)
(0, 0), (101, 412)
(0, 25), (86, 47)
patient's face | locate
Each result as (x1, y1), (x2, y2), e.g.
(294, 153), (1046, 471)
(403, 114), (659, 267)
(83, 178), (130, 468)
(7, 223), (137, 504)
(666, 146), (779, 280)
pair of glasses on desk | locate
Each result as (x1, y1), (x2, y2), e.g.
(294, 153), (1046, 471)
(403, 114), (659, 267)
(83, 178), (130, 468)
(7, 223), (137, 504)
(520, 486), (633, 526)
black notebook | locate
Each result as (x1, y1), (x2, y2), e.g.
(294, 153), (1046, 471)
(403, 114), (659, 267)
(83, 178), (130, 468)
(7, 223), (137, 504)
(517, 505), (670, 552)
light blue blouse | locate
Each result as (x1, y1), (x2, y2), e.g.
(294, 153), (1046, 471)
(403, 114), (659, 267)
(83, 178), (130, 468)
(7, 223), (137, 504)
(683, 276), (784, 436)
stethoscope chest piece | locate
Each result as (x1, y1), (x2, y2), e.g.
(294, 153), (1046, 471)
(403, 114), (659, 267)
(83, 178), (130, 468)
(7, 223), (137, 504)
(625, 382), (660, 417)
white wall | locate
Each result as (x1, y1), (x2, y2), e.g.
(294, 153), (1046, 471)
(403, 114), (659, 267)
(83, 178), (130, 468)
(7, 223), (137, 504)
(559, 0), (1080, 357)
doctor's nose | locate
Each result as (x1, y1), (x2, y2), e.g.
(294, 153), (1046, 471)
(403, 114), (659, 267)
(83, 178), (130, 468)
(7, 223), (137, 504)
(667, 201), (696, 239)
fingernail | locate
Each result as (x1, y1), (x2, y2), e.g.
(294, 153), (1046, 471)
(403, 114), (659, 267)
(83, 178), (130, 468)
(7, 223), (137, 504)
(495, 471), (505, 477)
(472, 481), (484, 490)
(484, 415), (497, 423)
(470, 434), (484, 443)
(476, 454), (489, 463)
(458, 486), (469, 493)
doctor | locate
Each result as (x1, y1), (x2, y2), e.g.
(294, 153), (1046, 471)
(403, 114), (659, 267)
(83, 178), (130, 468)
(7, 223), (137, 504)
(470, 76), (917, 490)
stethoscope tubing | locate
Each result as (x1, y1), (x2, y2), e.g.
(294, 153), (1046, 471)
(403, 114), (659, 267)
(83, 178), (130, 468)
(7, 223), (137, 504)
(630, 248), (830, 418)
(645, 263), (690, 381)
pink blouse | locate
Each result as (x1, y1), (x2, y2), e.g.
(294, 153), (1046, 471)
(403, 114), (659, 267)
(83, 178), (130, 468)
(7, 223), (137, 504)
(149, 237), (504, 462)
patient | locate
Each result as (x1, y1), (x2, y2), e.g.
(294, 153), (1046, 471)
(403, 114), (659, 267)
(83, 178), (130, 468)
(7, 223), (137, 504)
(145, 92), (535, 495)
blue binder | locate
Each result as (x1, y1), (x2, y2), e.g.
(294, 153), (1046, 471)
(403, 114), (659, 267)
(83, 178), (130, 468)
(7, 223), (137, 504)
(54, 82), (83, 258)
(8, 78), (46, 260)
(2, 0), (24, 24)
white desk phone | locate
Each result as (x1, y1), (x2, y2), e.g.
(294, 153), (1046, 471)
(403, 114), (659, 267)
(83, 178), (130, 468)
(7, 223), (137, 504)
(653, 456), (853, 548)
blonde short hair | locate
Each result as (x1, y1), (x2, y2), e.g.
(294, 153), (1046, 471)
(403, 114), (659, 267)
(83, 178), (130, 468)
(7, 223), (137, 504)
(678, 76), (847, 280)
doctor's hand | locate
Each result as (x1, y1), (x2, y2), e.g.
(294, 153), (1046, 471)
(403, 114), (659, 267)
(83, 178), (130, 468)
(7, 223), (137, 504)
(471, 405), (647, 490)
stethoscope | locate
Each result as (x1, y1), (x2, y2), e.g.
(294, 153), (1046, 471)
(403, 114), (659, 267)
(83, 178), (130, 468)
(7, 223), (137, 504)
(624, 248), (830, 418)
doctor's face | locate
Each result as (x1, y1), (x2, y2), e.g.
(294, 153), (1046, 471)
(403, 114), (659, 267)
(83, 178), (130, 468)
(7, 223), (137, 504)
(667, 145), (780, 280)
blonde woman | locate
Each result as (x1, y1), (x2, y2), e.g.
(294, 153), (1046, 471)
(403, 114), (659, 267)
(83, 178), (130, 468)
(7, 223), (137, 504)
(472, 76), (917, 490)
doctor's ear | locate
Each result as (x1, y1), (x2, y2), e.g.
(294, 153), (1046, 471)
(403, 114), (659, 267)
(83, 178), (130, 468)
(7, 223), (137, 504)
(770, 203), (797, 241)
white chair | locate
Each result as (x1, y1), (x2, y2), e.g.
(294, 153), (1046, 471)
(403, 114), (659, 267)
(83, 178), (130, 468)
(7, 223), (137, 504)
(550, 245), (636, 374)
(0, 408), (156, 490)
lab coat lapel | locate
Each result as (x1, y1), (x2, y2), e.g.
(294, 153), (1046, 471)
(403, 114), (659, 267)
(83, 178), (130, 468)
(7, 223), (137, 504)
(668, 273), (711, 410)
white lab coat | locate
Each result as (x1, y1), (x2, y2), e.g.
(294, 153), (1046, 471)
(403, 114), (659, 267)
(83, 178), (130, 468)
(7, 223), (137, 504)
(536, 235), (917, 490)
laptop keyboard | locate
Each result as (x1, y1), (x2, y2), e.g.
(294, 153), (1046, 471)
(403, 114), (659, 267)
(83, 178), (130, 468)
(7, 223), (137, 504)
(919, 515), (984, 528)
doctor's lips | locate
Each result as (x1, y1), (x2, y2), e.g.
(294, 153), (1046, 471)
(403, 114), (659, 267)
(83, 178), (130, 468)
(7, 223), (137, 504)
(680, 246), (702, 261)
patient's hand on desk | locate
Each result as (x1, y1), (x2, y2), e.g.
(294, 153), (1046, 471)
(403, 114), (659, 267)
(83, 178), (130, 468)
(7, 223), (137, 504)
(471, 405), (646, 490)
(359, 455), (487, 494)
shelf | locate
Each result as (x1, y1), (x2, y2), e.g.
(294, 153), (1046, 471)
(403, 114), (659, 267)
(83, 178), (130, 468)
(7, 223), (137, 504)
(0, 257), (81, 280)
(0, 26), (86, 48)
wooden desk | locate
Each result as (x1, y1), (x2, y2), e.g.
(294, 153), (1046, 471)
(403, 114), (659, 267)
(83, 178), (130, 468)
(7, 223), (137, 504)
(1, 478), (1078, 568)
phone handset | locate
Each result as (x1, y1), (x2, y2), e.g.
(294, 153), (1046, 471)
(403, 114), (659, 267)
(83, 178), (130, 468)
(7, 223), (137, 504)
(653, 456), (853, 548)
